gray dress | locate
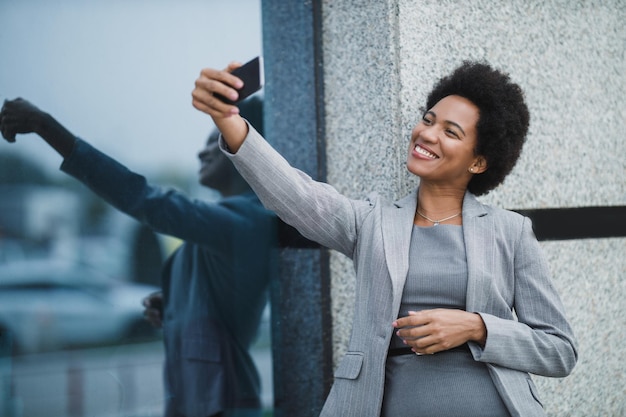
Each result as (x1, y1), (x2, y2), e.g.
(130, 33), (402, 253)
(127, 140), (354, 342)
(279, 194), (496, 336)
(381, 225), (511, 417)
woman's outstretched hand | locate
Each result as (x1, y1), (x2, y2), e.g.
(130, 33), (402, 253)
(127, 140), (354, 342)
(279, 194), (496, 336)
(393, 308), (487, 355)
(192, 62), (249, 152)
(0, 98), (76, 157)
(0, 98), (46, 142)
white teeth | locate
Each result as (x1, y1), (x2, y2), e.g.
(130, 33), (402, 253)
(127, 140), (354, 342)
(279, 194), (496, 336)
(415, 145), (438, 159)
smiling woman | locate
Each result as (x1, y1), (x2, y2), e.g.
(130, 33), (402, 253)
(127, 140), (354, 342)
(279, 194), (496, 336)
(0, 2), (274, 417)
(192, 58), (576, 417)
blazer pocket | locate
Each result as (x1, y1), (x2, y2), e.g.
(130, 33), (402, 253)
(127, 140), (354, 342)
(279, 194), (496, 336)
(182, 337), (221, 362)
(527, 377), (544, 407)
(334, 352), (364, 380)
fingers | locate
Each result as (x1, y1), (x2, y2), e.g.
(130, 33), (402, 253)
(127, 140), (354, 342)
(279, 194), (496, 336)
(191, 86), (237, 117)
(392, 310), (430, 332)
(142, 296), (152, 308)
(0, 98), (34, 142)
(397, 329), (444, 355)
(393, 309), (478, 354)
(225, 61), (243, 72)
(0, 114), (17, 142)
(0, 101), (11, 141)
(192, 66), (244, 117)
(394, 322), (429, 342)
(143, 307), (162, 328)
(142, 291), (162, 308)
(392, 310), (449, 353)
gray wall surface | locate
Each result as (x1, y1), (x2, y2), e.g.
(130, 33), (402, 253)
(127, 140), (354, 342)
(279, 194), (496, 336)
(261, 2), (332, 416)
(321, 0), (625, 415)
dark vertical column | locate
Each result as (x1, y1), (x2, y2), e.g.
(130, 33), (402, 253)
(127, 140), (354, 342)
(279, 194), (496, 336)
(261, 1), (332, 416)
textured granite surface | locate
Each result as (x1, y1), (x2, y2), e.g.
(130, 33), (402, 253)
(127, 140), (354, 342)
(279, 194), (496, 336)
(322, 0), (625, 415)
(535, 238), (626, 416)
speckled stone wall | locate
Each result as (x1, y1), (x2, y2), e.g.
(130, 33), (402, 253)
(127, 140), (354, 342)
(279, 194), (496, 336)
(321, 0), (625, 415)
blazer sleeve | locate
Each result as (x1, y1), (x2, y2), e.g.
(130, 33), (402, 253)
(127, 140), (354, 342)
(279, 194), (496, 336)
(474, 216), (578, 377)
(221, 123), (372, 258)
(61, 138), (264, 254)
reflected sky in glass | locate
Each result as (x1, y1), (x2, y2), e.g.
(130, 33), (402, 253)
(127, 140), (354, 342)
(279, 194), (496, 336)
(0, 0), (262, 181)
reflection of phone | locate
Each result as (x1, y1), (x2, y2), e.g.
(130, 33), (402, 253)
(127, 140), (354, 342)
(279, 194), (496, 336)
(215, 56), (264, 104)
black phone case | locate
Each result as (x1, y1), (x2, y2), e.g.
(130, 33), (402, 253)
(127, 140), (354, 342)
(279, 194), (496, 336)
(215, 56), (263, 105)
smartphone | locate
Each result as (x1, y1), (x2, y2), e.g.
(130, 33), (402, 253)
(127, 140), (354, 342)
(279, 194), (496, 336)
(215, 56), (264, 104)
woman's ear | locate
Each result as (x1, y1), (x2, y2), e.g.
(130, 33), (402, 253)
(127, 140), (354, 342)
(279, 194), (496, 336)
(469, 156), (488, 174)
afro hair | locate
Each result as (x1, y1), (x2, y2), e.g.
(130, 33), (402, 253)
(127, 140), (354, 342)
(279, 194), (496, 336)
(425, 62), (530, 196)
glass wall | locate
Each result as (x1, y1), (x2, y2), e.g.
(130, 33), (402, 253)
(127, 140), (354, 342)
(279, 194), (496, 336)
(0, 1), (272, 416)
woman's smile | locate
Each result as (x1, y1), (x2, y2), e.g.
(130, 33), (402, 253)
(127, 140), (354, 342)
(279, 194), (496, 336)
(412, 143), (439, 160)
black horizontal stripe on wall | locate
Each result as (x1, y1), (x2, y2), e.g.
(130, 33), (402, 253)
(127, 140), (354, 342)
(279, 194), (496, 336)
(279, 206), (626, 246)
(277, 219), (320, 248)
(514, 206), (626, 241)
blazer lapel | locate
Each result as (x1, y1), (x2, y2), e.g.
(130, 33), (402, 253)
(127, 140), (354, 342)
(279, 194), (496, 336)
(381, 189), (418, 305)
(381, 190), (494, 315)
(462, 192), (494, 314)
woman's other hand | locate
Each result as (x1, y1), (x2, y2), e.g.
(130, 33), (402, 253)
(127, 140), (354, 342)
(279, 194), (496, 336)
(392, 308), (487, 354)
(142, 291), (164, 329)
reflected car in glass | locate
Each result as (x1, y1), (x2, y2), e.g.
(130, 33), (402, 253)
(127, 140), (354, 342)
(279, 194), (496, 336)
(0, 259), (160, 355)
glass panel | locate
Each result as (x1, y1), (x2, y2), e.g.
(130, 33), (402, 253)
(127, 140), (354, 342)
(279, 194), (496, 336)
(0, 2), (272, 416)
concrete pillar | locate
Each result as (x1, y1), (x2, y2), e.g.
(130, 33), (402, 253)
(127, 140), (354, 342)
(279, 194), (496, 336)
(262, 2), (332, 416)
(322, 1), (625, 415)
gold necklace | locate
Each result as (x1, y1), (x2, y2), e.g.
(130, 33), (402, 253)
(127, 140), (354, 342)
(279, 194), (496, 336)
(416, 210), (462, 226)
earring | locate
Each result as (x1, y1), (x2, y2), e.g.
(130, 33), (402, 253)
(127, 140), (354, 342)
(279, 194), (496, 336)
(469, 167), (475, 173)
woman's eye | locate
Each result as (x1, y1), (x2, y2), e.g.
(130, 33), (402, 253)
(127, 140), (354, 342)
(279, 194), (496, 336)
(445, 129), (459, 138)
(422, 117), (433, 125)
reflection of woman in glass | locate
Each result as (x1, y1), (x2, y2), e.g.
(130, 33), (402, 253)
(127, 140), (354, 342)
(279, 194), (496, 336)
(1, 96), (274, 417)
(192, 62), (577, 417)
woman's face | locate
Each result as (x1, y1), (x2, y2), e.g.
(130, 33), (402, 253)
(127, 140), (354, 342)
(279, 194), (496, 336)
(406, 95), (483, 188)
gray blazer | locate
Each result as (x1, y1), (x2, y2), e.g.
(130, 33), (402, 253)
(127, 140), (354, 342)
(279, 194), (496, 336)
(223, 125), (578, 417)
